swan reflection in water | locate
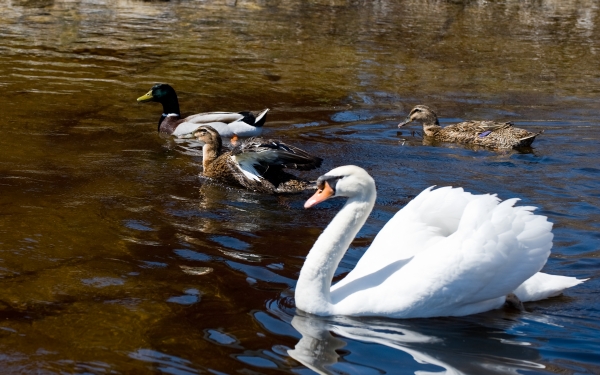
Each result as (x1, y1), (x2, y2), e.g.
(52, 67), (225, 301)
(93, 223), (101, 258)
(288, 311), (546, 375)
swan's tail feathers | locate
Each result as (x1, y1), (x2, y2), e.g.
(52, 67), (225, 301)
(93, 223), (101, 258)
(513, 272), (587, 302)
(254, 109), (270, 127)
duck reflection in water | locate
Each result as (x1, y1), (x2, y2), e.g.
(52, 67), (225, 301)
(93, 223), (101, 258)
(288, 312), (545, 375)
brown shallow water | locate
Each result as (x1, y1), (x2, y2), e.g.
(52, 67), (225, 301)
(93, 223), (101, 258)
(0, 0), (599, 373)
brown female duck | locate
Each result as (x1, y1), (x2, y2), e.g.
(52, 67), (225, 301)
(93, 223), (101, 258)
(194, 125), (323, 194)
(398, 105), (542, 149)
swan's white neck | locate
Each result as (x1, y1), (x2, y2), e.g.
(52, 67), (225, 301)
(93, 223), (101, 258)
(295, 188), (376, 315)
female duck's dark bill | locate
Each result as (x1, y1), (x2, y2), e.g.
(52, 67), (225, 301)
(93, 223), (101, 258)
(398, 116), (411, 127)
(137, 90), (154, 103)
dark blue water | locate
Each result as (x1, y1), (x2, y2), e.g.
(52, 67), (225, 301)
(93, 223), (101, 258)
(0, 0), (598, 373)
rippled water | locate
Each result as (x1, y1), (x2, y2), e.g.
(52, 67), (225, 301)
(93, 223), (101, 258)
(1, 0), (599, 373)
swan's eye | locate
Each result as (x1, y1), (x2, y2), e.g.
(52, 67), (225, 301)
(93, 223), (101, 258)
(316, 175), (342, 193)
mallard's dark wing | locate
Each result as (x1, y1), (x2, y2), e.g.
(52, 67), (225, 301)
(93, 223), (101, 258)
(219, 155), (275, 193)
(201, 152), (274, 193)
(232, 138), (323, 171)
(236, 109), (269, 128)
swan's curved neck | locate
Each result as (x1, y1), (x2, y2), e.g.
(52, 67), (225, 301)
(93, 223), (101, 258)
(295, 188), (376, 315)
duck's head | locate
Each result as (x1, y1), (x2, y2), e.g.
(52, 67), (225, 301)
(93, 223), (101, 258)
(194, 125), (222, 150)
(398, 105), (440, 127)
(305, 165), (375, 208)
(137, 83), (178, 105)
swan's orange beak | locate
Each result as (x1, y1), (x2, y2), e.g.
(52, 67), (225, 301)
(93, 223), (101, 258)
(304, 182), (335, 209)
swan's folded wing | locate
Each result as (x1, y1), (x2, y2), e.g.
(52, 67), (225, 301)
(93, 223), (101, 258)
(331, 187), (470, 298)
(339, 186), (477, 281)
(436, 197), (552, 302)
(332, 188), (554, 317)
(385, 196), (552, 316)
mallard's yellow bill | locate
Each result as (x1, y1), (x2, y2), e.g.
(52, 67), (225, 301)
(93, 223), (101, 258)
(137, 90), (153, 103)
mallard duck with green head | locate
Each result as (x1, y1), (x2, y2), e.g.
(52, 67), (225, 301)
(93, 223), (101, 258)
(399, 105), (542, 149)
(137, 83), (269, 140)
(194, 125), (323, 194)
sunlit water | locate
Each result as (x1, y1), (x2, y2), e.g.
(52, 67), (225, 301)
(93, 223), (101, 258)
(0, 0), (599, 373)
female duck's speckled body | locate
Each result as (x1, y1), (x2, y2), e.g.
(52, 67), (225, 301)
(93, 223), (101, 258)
(137, 83), (268, 139)
(399, 105), (542, 149)
(195, 125), (323, 194)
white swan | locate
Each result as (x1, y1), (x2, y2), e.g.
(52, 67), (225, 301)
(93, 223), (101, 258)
(296, 165), (585, 318)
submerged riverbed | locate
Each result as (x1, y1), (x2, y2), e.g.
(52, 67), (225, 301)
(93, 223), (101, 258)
(0, 0), (599, 373)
